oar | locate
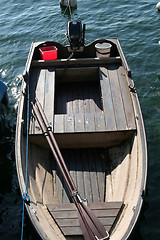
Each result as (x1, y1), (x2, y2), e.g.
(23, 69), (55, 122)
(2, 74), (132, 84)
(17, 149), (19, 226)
(31, 99), (109, 240)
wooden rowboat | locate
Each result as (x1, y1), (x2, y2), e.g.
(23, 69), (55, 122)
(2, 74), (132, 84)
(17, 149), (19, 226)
(15, 38), (147, 240)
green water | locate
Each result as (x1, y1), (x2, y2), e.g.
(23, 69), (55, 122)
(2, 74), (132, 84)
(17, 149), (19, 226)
(0, 0), (160, 239)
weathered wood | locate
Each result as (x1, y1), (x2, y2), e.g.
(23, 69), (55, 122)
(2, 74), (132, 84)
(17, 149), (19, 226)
(65, 114), (74, 132)
(47, 202), (123, 236)
(84, 113), (95, 132)
(51, 148), (107, 203)
(29, 67), (38, 134)
(29, 64), (136, 138)
(55, 80), (102, 115)
(117, 66), (136, 130)
(29, 67), (55, 135)
(54, 115), (64, 133)
(32, 57), (121, 68)
(99, 67), (117, 131)
(107, 64), (127, 130)
(83, 151), (93, 203)
(75, 113), (85, 132)
(95, 112), (106, 131)
(88, 149), (100, 202)
(94, 149), (106, 202)
(29, 130), (135, 148)
(44, 68), (55, 130)
(33, 68), (45, 134)
(75, 149), (85, 200)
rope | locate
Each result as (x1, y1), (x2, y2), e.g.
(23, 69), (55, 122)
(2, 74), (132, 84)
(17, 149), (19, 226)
(21, 71), (30, 240)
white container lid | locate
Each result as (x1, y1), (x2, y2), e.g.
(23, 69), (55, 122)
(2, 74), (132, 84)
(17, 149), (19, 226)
(95, 42), (112, 50)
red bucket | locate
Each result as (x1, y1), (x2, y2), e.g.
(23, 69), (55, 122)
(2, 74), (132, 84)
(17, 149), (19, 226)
(39, 46), (57, 60)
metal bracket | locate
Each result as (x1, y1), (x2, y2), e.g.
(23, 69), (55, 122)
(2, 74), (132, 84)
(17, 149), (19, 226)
(95, 231), (110, 240)
(129, 84), (137, 93)
(72, 191), (88, 205)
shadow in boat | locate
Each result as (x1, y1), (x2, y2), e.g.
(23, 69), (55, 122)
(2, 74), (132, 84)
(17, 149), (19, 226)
(26, 137), (132, 205)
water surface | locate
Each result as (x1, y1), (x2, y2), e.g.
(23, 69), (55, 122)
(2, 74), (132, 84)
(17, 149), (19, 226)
(0, 0), (160, 239)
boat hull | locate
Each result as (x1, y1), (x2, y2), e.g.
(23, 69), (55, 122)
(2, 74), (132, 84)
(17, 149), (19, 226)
(15, 39), (147, 240)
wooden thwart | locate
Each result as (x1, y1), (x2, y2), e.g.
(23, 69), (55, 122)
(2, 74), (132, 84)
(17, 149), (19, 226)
(47, 202), (123, 236)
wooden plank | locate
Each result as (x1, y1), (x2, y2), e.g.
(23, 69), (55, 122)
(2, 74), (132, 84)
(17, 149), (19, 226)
(34, 68), (45, 134)
(56, 218), (80, 227)
(67, 150), (77, 194)
(56, 217), (116, 227)
(32, 56), (121, 67)
(87, 149), (100, 202)
(83, 84), (90, 113)
(66, 88), (73, 114)
(51, 208), (120, 219)
(51, 210), (77, 219)
(95, 112), (106, 131)
(77, 82), (84, 114)
(107, 64), (127, 130)
(94, 149), (106, 202)
(61, 226), (111, 236)
(72, 84), (79, 114)
(47, 201), (123, 236)
(85, 113), (95, 132)
(75, 113), (85, 132)
(75, 149), (85, 200)
(47, 202), (123, 212)
(117, 66), (136, 130)
(83, 151), (93, 203)
(93, 83), (103, 113)
(62, 151), (71, 203)
(52, 157), (71, 203)
(29, 67), (38, 134)
(65, 114), (75, 132)
(61, 226), (82, 236)
(36, 68), (45, 106)
(44, 68), (55, 130)
(54, 115), (64, 133)
(99, 67), (117, 131)
(52, 158), (63, 203)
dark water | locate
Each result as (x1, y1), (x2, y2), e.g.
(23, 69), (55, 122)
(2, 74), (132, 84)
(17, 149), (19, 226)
(0, 0), (160, 239)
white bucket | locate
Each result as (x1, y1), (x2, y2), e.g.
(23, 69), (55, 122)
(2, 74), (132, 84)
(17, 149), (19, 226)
(95, 42), (112, 57)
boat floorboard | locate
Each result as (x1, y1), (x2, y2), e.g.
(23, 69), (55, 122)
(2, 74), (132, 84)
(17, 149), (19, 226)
(47, 202), (123, 236)
(51, 148), (107, 204)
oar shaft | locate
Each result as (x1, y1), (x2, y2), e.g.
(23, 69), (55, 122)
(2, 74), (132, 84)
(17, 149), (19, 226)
(35, 97), (77, 190)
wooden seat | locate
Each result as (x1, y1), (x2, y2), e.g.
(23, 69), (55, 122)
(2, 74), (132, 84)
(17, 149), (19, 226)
(46, 202), (123, 236)
(28, 64), (136, 147)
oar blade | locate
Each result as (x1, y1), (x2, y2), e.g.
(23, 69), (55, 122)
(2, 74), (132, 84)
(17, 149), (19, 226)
(78, 210), (95, 240)
(78, 202), (109, 240)
(82, 203), (107, 238)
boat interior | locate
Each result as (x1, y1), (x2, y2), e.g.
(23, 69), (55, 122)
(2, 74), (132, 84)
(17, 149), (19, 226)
(21, 40), (142, 239)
